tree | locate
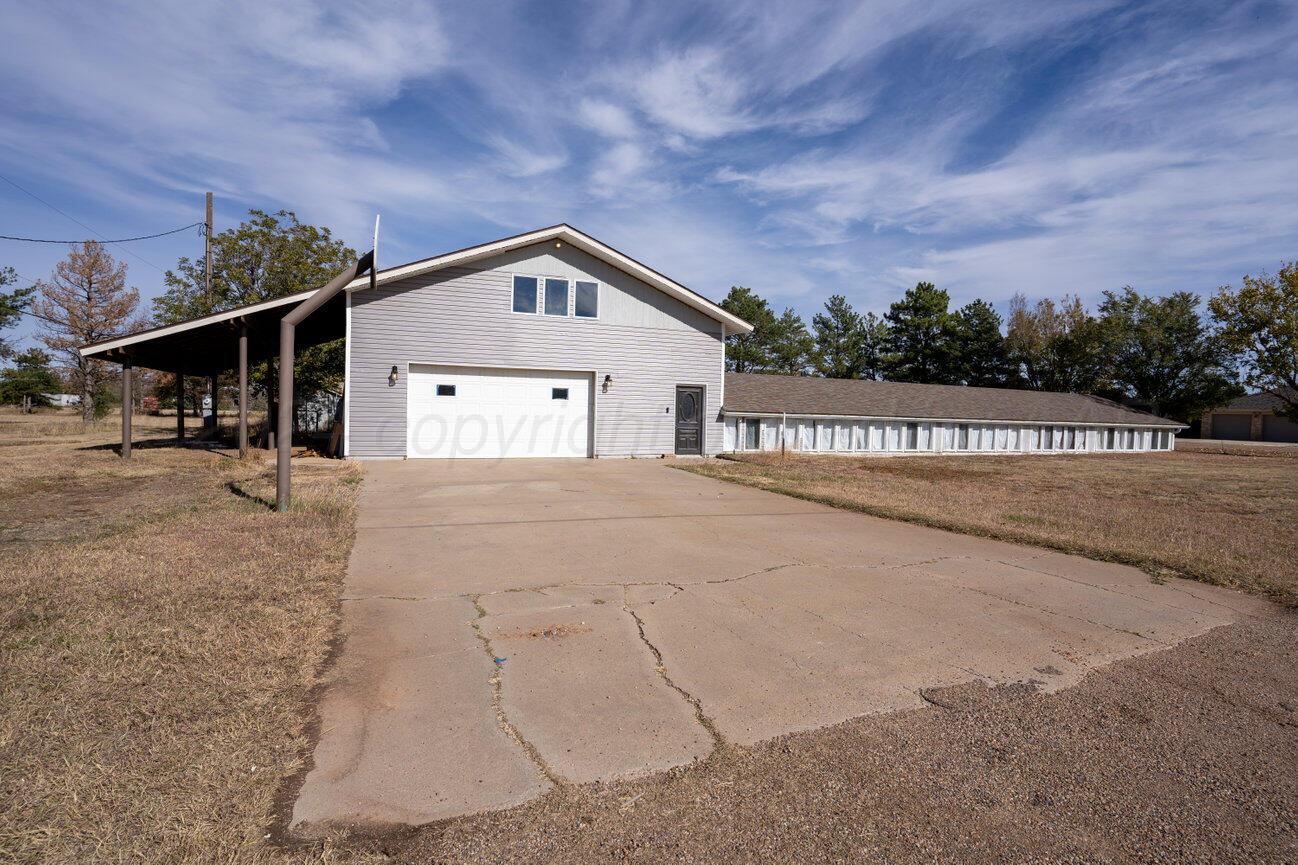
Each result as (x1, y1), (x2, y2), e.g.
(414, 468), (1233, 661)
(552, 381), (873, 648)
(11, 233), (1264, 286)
(768, 308), (815, 375)
(0, 348), (60, 407)
(1210, 262), (1298, 421)
(1097, 287), (1240, 421)
(1005, 293), (1107, 393)
(720, 286), (778, 372)
(952, 299), (1013, 387)
(0, 267), (35, 359)
(153, 209), (357, 400)
(31, 242), (139, 422)
(812, 294), (867, 379)
(882, 282), (961, 383)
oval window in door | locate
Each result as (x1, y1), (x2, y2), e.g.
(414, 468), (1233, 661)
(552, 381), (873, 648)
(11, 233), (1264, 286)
(680, 391), (697, 421)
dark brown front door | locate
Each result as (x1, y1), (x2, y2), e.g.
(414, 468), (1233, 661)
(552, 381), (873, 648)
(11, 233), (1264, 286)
(675, 386), (703, 455)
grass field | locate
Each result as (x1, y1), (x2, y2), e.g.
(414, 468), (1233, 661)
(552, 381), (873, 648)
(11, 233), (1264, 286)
(0, 410), (374, 864)
(680, 449), (1298, 606)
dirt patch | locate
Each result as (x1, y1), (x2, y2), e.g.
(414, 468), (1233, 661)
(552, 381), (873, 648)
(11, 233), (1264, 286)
(501, 623), (593, 640)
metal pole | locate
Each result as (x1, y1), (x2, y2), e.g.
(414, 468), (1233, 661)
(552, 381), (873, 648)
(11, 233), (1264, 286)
(238, 323), (249, 458)
(207, 374), (219, 430)
(121, 361), (133, 460)
(276, 250), (374, 511)
(265, 358), (276, 450)
(276, 319), (295, 510)
(175, 372), (185, 440)
(205, 192), (213, 308)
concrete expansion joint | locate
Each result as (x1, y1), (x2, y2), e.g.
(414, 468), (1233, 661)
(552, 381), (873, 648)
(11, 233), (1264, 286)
(622, 589), (727, 754)
(889, 555), (971, 571)
(465, 593), (565, 788)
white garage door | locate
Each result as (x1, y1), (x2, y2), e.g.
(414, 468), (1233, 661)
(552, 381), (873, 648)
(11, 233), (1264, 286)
(407, 365), (592, 458)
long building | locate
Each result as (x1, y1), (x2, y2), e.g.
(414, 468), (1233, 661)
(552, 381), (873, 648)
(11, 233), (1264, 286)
(722, 372), (1181, 455)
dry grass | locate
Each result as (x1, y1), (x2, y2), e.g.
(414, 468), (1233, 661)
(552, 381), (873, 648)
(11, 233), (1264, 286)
(0, 410), (376, 864)
(681, 450), (1298, 606)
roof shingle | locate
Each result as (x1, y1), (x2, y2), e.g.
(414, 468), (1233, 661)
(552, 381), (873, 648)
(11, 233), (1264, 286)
(722, 372), (1181, 428)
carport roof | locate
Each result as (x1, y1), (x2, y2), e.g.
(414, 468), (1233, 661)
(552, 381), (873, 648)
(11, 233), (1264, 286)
(723, 372), (1184, 428)
(79, 288), (345, 375)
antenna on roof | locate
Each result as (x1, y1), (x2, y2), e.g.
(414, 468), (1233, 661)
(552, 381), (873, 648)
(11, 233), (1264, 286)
(372, 213), (380, 271)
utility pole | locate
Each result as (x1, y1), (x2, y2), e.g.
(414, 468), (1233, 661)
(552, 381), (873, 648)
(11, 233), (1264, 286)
(205, 192), (213, 308)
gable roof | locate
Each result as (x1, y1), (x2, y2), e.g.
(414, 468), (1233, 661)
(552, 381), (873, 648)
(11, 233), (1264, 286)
(723, 372), (1183, 428)
(1214, 388), (1295, 413)
(347, 224), (753, 334)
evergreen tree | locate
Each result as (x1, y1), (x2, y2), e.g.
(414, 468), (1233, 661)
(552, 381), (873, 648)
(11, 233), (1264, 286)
(0, 348), (61, 407)
(882, 282), (961, 383)
(720, 286), (777, 372)
(812, 294), (866, 379)
(953, 299), (1013, 387)
(858, 312), (889, 381)
(0, 267), (35, 360)
(768, 308), (814, 375)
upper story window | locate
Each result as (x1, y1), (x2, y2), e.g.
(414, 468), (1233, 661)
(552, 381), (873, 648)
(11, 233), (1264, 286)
(512, 275), (538, 313)
(544, 278), (569, 316)
(512, 273), (600, 320)
(575, 281), (599, 318)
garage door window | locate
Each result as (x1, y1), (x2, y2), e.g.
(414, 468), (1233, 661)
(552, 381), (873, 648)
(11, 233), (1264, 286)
(552, 387), (569, 400)
(436, 384), (456, 397)
(512, 275), (538, 313)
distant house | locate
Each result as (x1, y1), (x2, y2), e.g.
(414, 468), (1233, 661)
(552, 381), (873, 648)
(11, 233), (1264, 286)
(1200, 389), (1298, 443)
(41, 393), (82, 407)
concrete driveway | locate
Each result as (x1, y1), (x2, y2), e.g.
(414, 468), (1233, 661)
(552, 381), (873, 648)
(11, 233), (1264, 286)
(291, 458), (1267, 832)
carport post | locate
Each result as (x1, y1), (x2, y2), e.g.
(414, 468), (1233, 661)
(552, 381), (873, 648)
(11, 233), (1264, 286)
(120, 361), (133, 459)
(175, 372), (185, 441)
(277, 249), (374, 512)
(238, 323), (249, 458)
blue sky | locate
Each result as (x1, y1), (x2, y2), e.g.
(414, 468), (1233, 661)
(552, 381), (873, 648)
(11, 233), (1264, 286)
(2, 0), (1297, 351)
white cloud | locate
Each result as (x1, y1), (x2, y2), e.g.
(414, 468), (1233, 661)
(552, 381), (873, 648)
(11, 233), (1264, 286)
(576, 99), (639, 139)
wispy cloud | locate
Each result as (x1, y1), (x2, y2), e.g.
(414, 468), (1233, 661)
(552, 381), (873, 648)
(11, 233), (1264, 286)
(1, 0), (1295, 332)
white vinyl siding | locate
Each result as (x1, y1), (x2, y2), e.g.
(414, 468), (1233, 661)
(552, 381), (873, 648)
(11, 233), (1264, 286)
(349, 242), (725, 458)
(722, 415), (1177, 456)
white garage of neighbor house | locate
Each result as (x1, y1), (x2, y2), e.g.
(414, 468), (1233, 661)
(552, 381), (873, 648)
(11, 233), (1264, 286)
(80, 224), (1184, 459)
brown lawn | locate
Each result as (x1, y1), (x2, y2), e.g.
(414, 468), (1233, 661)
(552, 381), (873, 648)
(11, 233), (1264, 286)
(0, 409), (376, 864)
(680, 449), (1298, 606)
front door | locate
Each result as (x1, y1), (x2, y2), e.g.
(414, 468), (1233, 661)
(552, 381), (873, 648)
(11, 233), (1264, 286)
(675, 386), (703, 455)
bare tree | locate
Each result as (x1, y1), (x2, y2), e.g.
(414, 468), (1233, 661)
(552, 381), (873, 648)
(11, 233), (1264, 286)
(32, 242), (139, 422)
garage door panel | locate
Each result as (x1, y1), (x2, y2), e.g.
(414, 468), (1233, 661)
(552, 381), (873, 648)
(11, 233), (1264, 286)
(1210, 414), (1251, 441)
(1263, 414), (1298, 443)
(408, 365), (591, 458)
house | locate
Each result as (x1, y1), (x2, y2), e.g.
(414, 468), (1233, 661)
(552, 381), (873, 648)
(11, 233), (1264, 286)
(79, 224), (1183, 460)
(1199, 389), (1298, 443)
(722, 373), (1181, 454)
(41, 393), (82, 407)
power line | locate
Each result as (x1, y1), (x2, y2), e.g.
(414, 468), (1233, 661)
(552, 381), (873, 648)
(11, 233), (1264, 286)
(0, 222), (203, 244)
(0, 172), (169, 273)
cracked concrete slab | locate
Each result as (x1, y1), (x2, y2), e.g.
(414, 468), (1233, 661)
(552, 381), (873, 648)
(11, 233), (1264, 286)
(291, 595), (549, 834)
(477, 588), (713, 782)
(291, 458), (1271, 832)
